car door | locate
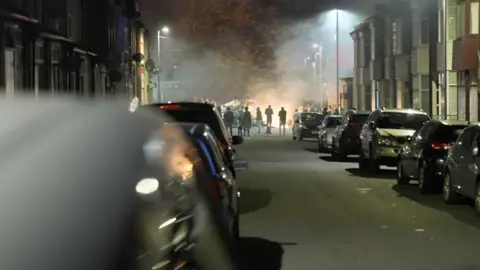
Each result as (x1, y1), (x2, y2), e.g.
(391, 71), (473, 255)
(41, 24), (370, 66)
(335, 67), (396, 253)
(410, 122), (436, 177)
(361, 110), (378, 157)
(450, 127), (478, 192)
(360, 111), (375, 156)
(333, 115), (348, 148)
(319, 117), (328, 141)
(401, 124), (428, 176)
(460, 127), (480, 198)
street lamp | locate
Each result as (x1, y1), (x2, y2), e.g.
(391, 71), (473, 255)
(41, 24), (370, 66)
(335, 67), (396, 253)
(335, 9), (339, 109)
(157, 26), (171, 102)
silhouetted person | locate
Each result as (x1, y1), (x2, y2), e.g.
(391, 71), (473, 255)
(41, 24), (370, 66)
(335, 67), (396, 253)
(237, 107), (244, 136)
(265, 105), (273, 134)
(223, 107), (235, 136)
(278, 107), (287, 136)
(256, 107), (263, 133)
(242, 106), (252, 136)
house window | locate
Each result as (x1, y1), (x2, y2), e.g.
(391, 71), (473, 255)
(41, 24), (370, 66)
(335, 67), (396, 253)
(420, 19), (429, 44)
(457, 1), (466, 37)
(421, 75), (430, 90)
(470, 1), (479, 34)
(448, 5), (457, 40)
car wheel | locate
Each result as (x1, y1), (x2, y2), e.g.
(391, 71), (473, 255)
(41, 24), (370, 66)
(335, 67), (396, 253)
(318, 141), (323, 153)
(474, 182), (480, 216)
(396, 160), (409, 185)
(418, 162), (432, 194)
(298, 136), (303, 141)
(292, 135), (296, 140)
(443, 172), (459, 204)
(358, 149), (367, 170)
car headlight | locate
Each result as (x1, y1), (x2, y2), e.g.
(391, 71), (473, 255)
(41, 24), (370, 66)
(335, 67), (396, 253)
(378, 137), (394, 146)
(300, 124), (306, 129)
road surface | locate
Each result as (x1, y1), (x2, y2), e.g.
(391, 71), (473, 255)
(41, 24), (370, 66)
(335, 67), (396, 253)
(236, 134), (480, 270)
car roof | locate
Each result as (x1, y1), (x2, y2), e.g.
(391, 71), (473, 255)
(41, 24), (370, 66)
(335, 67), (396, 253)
(431, 119), (469, 126)
(146, 102), (215, 110)
(380, 108), (427, 115)
(0, 100), (185, 270)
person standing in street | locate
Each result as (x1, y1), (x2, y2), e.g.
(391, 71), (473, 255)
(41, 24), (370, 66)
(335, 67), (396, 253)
(278, 107), (287, 136)
(255, 107), (263, 133)
(237, 107), (244, 136)
(265, 105), (273, 134)
(223, 107), (234, 136)
(242, 107), (252, 136)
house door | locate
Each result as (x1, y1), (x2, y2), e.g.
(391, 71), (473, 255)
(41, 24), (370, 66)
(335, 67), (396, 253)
(5, 49), (15, 98)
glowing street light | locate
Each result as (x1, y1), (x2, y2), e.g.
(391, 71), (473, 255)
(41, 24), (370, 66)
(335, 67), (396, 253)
(161, 26), (170, 34)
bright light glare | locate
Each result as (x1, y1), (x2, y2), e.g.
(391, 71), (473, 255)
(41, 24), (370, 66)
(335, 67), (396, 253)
(135, 178), (159, 195)
(313, 43), (318, 48)
(159, 217), (176, 229)
(161, 26), (170, 34)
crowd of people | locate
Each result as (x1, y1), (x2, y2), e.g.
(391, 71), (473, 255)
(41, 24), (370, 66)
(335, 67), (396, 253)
(222, 105), (290, 137)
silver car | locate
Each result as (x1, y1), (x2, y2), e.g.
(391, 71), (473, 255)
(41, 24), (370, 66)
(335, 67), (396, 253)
(318, 115), (343, 152)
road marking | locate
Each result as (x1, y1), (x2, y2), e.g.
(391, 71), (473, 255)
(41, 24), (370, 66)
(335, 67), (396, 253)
(356, 188), (372, 191)
(414, 228), (424, 232)
(380, 225), (388, 229)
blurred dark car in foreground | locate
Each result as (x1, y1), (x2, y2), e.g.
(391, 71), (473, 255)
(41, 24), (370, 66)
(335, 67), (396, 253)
(397, 120), (468, 193)
(0, 101), (240, 270)
(444, 124), (480, 215)
(142, 102), (244, 177)
(180, 123), (246, 240)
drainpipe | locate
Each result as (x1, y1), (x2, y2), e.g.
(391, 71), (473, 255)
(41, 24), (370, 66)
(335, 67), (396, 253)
(465, 0), (471, 121)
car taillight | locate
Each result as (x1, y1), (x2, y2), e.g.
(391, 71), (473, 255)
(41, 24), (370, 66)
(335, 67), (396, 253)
(160, 104), (181, 109)
(431, 141), (452, 150)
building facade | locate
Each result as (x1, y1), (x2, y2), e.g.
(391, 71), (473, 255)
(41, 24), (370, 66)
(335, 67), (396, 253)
(0, 0), (148, 98)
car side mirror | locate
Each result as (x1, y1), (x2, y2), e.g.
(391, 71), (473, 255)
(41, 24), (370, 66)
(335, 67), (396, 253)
(368, 121), (376, 130)
(232, 135), (244, 145)
(473, 146), (479, 157)
(233, 159), (248, 171)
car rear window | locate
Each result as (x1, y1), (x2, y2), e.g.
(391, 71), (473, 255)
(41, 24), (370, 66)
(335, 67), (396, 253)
(326, 118), (341, 128)
(352, 114), (369, 123)
(151, 106), (228, 145)
(432, 124), (468, 142)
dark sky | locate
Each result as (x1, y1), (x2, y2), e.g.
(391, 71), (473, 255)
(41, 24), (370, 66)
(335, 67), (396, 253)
(138, 0), (389, 32)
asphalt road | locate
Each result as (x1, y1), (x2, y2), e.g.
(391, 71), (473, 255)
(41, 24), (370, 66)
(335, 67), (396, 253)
(235, 132), (480, 270)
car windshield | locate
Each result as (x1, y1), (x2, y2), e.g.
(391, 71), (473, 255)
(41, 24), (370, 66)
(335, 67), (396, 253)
(377, 112), (430, 130)
(301, 113), (324, 123)
(326, 118), (341, 128)
(352, 114), (369, 124)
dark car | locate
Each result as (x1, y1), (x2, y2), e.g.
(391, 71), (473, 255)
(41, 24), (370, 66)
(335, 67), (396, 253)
(143, 102), (244, 177)
(331, 111), (370, 159)
(292, 112), (325, 141)
(180, 123), (244, 239)
(444, 124), (480, 215)
(1, 100), (241, 270)
(397, 120), (468, 193)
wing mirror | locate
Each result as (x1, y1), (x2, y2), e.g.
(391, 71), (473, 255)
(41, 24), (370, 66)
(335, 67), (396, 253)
(473, 146), (479, 157)
(368, 121), (376, 130)
(233, 159), (248, 171)
(232, 135), (244, 145)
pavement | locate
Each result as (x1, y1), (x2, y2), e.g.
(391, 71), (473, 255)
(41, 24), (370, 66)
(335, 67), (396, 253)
(235, 132), (480, 270)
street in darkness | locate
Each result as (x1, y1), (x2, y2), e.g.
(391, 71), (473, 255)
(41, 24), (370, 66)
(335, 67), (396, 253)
(236, 132), (480, 270)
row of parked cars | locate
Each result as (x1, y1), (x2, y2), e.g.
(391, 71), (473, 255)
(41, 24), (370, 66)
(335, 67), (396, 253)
(315, 108), (480, 216)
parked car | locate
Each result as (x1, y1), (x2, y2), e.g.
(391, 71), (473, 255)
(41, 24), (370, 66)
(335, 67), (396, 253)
(444, 124), (480, 215)
(318, 115), (343, 152)
(143, 102), (244, 178)
(179, 122), (245, 240)
(330, 111), (370, 159)
(359, 108), (430, 172)
(2, 100), (241, 270)
(397, 120), (468, 193)
(292, 112), (326, 141)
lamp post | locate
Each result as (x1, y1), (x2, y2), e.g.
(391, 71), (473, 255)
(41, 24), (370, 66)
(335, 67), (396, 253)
(313, 43), (324, 107)
(157, 26), (170, 102)
(335, 9), (340, 109)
